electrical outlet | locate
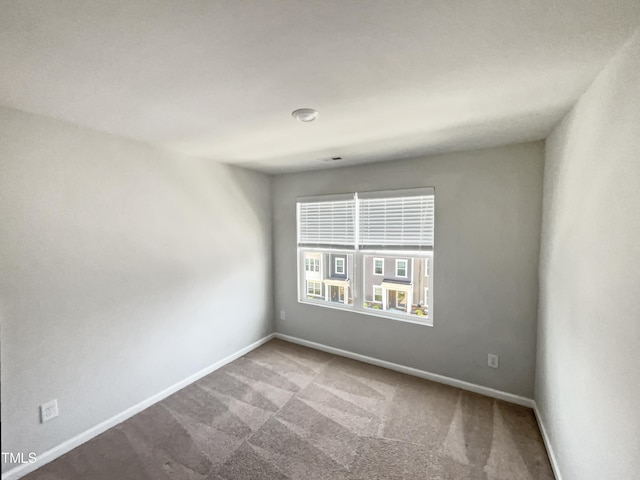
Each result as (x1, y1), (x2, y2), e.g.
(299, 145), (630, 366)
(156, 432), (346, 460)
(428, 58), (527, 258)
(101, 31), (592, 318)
(488, 354), (499, 369)
(280, 310), (286, 320)
(40, 399), (59, 423)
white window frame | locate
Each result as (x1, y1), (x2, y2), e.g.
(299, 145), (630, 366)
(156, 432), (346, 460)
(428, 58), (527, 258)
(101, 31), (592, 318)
(335, 257), (345, 275)
(297, 188), (434, 327)
(395, 259), (408, 278)
(373, 257), (384, 275)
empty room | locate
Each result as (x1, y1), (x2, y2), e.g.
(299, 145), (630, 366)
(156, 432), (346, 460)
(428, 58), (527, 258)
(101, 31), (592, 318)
(1, 2), (639, 479)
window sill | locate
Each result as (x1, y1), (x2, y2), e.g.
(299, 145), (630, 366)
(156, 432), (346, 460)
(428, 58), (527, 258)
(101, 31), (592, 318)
(298, 298), (433, 327)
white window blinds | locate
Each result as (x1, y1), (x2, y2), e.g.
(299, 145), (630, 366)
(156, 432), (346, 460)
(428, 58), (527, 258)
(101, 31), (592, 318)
(297, 188), (434, 250)
(358, 188), (434, 250)
(297, 195), (356, 248)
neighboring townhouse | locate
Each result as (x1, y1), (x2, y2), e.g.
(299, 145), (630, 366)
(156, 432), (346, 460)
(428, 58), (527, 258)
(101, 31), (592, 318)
(323, 253), (352, 305)
(303, 252), (323, 299)
(363, 256), (431, 316)
(303, 252), (431, 316)
(302, 252), (353, 305)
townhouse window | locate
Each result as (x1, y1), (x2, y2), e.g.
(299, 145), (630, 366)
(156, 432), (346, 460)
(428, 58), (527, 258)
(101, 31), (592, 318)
(373, 258), (384, 275)
(297, 188), (434, 325)
(306, 280), (323, 298)
(395, 259), (408, 277)
(373, 286), (383, 303)
(305, 258), (320, 272)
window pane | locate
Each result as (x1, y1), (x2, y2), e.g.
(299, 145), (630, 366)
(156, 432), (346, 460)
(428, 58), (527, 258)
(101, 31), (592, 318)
(373, 286), (383, 302)
(363, 254), (431, 319)
(373, 258), (384, 275)
(306, 280), (322, 297)
(396, 259), (407, 277)
(300, 250), (353, 305)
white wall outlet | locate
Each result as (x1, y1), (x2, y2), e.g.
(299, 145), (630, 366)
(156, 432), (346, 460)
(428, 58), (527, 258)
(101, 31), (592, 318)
(280, 310), (286, 320)
(488, 354), (499, 369)
(40, 399), (59, 423)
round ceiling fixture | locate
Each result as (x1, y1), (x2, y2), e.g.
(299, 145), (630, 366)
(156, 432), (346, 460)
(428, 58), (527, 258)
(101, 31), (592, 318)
(292, 108), (318, 122)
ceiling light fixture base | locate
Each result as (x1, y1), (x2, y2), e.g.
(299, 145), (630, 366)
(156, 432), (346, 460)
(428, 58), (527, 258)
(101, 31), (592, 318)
(292, 108), (319, 122)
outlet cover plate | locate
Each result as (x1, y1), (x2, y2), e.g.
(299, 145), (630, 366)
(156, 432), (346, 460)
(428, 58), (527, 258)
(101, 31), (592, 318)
(488, 354), (499, 369)
(40, 399), (59, 423)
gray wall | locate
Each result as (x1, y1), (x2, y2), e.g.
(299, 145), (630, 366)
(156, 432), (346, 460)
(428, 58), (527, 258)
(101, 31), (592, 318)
(536, 31), (640, 480)
(273, 142), (544, 398)
(0, 107), (273, 473)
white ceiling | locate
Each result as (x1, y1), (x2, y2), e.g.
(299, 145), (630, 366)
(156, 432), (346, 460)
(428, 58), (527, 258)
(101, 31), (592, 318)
(1, 1), (639, 173)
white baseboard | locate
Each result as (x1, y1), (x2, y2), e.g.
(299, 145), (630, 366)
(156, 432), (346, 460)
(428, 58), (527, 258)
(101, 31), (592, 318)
(533, 405), (563, 480)
(1, 333), (276, 480)
(274, 333), (535, 408)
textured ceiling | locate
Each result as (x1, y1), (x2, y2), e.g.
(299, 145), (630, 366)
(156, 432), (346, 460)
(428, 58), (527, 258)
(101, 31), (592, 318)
(1, 1), (639, 172)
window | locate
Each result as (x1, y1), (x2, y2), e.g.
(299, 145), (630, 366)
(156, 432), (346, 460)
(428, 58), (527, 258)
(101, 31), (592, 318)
(395, 259), (408, 277)
(297, 188), (434, 324)
(373, 258), (384, 275)
(373, 286), (383, 303)
(306, 280), (322, 298)
(305, 257), (320, 272)
(297, 195), (354, 306)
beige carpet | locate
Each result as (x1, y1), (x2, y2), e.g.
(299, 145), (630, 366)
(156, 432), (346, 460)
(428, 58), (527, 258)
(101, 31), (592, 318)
(24, 339), (553, 479)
